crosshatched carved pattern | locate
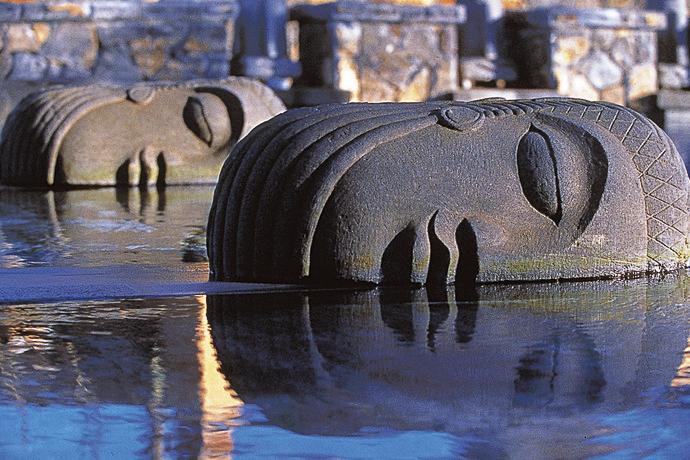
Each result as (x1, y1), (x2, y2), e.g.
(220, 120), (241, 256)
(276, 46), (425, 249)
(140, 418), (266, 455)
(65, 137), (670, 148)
(538, 99), (688, 268)
(470, 98), (689, 269)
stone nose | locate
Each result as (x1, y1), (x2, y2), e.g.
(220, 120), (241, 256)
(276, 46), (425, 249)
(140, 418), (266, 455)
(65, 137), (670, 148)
(381, 213), (480, 287)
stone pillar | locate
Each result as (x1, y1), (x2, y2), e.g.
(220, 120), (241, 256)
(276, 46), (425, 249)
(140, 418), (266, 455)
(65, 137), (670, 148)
(231, 0), (301, 91)
(458, 0), (516, 87)
(647, 0), (689, 88)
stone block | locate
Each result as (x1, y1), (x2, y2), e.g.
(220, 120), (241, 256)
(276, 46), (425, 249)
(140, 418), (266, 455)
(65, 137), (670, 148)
(658, 63), (689, 89)
(42, 23), (98, 72)
(506, 7), (664, 104)
(552, 34), (590, 66)
(0, 49), (11, 79)
(570, 73), (599, 100)
(600, 84), (625, 104)
(582, 50), (622, 90)
(5, 24), (48, 53)
(628, 62), (657, 100)
(129, 37), (170, 78)
(293, 1), (465, 102)
(9, 53), (49, 81)
(207, 98), (690, 285)
(92, 46), (143, 82)
(91, 1), (140, 20)
(0, 3), (21, 22)
(652, 90), (690, 171)
(0, 77), (285, 187)
(21, 1), (94, 21)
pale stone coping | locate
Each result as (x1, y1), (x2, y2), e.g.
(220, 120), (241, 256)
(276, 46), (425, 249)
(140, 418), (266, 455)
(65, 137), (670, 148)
(0, 0), (238, 23)
(291, 0), (466, 25)
(511, 6), (667, 31)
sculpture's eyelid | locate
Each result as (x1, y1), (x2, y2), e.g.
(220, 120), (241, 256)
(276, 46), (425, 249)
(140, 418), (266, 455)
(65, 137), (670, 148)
(516, 126), (562, 225)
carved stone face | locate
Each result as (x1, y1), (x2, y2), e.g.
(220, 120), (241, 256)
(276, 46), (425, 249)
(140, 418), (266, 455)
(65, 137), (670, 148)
(59, 87), (234, 186)
(208, 98), (690, 284)
(312, 104), (647, 283)
(0, 78), (286, 187)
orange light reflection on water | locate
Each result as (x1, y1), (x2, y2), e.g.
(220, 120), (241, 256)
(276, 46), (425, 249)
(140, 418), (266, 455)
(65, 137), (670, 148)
(195, 295), (244, 459)
(671, 333), (690, 388)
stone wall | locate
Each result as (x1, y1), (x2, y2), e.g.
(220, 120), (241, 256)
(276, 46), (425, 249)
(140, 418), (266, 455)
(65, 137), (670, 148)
(0, 0), (237, 83)
(506, 7), (665, 104)
(292, 1), (465, 102)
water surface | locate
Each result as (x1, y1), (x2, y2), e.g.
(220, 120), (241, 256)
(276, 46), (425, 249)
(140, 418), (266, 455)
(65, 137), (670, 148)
(1, 280), (690, 459)
(1, 187), (690, 458)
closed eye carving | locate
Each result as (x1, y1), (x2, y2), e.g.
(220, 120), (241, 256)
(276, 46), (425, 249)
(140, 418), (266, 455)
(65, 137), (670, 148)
(517, 126), (562, 225)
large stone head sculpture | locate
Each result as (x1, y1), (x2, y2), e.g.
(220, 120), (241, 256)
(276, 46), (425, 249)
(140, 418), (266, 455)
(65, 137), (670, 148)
(0, 77), (285, 187)
(208, 98), (690, 284)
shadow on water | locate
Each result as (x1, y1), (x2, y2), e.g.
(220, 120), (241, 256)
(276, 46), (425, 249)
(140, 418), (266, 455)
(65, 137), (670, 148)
(0, 186), (213, 267)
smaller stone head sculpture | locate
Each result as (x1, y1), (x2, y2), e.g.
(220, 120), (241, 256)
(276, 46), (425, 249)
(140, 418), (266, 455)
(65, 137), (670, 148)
(0, 77), (285, 187)
(208, 97), (690, 285)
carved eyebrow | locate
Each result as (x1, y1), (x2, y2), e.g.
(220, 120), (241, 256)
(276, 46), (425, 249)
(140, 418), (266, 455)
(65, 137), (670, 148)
(516, 125), (562, 225)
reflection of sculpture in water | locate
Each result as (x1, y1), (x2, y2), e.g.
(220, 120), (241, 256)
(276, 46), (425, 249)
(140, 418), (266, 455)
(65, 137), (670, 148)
(207, 278), (690, 444)
(208, 98), (690, 285)
(0, 186), (211, 267)
(0, 77), (285, 187)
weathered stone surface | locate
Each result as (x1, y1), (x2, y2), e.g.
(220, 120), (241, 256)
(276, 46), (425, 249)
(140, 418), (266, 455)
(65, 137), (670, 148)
(506, 7), (663, 104)
(553, 34), (589, 65)
(628, 63), (657, 100)
(0, 0), (237, 83)
(5, 24), (47, 52)
(0, 77), (285, 187)
(600, 84), (625, 104)
(293, 1), (464, 102)
(42, 22), (98, 71)
(658, 63), (690, 89)
(9, 52), (49, 80)
(207, 98), (690, 285)
(582, 49), (622, 90)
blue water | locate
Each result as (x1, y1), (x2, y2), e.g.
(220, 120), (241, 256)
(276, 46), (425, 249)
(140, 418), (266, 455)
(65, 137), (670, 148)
(1, 187), (690, 459)
(0, 282), (689, 459)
